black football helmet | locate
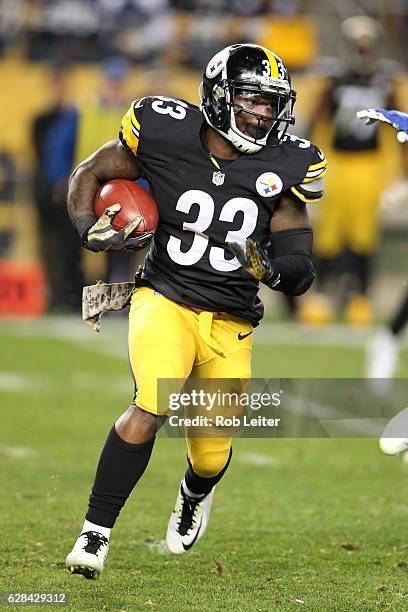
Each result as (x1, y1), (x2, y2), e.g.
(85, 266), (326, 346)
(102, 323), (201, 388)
(200, 43), (296, 154)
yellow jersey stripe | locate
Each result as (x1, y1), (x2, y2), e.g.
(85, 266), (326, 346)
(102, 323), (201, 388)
(306, 166), (327, 179)
(308, 158), (327, 172)
(120, 110), (139, 155)
(261, 46), (279, 78)
(130, 102), (141, 131)
(303, 168), (327, 183)
(290, 185), (322, 203)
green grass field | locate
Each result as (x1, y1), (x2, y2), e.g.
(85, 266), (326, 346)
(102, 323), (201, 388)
(1, 317), (408, 611)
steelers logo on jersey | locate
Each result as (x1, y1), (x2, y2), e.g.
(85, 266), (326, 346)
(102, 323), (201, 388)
(255, 172), (283, 198)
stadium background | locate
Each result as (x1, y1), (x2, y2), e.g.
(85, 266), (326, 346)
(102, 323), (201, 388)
(2, 2), (408, 610)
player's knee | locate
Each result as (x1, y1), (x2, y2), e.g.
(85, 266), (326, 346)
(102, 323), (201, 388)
(115, 403), (163, 443)
(190, 448), (231, 478)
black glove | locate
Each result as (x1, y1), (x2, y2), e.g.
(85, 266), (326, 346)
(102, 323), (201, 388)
(123, 230), (155, 252)
(82, 204), (153, 252)
(228, 239), (280, 287)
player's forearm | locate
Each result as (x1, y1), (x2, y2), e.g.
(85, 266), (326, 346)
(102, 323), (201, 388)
(67, 139), (142, 239)
(270, 253), (315, 295)
(268, 228), (315, 296)
(67, 165), (99, 238)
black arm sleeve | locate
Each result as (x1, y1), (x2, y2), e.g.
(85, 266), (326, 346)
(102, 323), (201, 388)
(266, 228), (315, 296)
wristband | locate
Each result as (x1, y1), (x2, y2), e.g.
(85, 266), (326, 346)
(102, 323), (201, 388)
(76, 213), (98, 241)
(264, 269), (281, 288)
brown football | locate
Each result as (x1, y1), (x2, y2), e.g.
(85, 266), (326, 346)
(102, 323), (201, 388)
(94, 179), (159, 237)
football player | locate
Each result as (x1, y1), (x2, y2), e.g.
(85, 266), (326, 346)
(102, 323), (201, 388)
(65, 43), (326, 578)
(301, 16), (404, 326)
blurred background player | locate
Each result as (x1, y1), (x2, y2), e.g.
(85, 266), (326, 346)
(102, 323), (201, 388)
(299, 16), (406, 327)
(31, 65), (84, 312)
(357, 108), (408, 385)
(32, 58), (141, 310)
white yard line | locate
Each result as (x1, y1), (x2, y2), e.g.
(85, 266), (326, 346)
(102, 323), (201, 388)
(0, 372), (31, 390)
(237, 452), (281, 467)
(0, 372), (49, 391)
(0, 316), (128, 359)
(0, 446), (36, 458)
(0, 371), (132, 394)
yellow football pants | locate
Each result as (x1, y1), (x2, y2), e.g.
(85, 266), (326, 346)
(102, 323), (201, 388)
(128, 287), (253, 477)
(314, 150), (382, 257)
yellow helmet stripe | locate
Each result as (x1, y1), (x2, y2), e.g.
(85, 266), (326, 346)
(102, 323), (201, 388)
(260, 46), (279, 78)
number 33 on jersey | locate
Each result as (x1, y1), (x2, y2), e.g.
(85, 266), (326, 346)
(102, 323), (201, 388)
(119, 96), (327, 324)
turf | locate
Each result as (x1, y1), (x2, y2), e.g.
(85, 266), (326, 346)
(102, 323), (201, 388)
(1, 317), (408, 611)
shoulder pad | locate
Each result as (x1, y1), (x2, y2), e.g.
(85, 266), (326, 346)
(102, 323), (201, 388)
(290, 144), (327, 203)
(119, 96), (194, 156)
(119, 97), (150, 156)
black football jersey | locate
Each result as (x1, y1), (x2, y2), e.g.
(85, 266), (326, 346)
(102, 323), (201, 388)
(119, 96), (326, 325)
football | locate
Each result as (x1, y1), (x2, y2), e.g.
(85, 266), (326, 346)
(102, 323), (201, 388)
(94, 179), (159, 237)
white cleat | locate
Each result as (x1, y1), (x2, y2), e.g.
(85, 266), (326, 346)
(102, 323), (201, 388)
(166, 484), (215, 554)
(365, 329), (399, 395)
(380, 437), (408, 455)
(380, 406), (408, 456)
(66, 531), (109, 580)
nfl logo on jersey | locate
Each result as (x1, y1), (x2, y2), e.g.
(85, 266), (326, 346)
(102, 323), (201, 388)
(212, 171), (225, 186)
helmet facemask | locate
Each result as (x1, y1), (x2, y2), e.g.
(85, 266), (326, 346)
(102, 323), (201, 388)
(228, 79), (296, 153)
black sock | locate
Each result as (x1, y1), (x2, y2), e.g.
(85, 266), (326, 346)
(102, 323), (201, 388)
(86, 426), (155, 528)
(184, 448), (232, 496)
(390, 290), (408, 336)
